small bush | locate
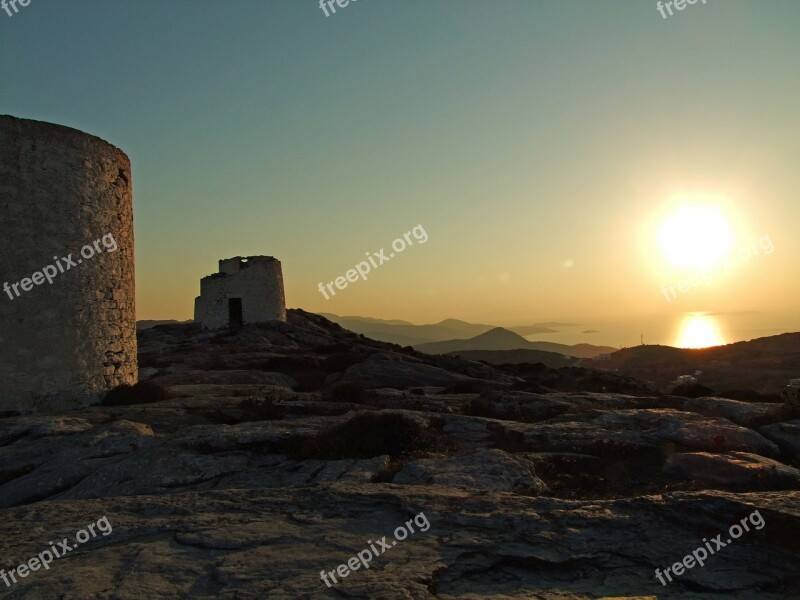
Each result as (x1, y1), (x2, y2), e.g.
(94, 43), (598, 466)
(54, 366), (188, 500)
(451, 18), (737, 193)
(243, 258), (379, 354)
(718, 389), (782, 403)
(322, 353), (367, 373)
(327, 381), (378, 404)
(102, 381), (169, 406)
(259, 355), (326, 392)
(671, 382), (715, 398)
(239, 396), (286, 421)
(200, 396), (286, 424)
(372, 458), (406, 483)
(289, 412), (444, 459)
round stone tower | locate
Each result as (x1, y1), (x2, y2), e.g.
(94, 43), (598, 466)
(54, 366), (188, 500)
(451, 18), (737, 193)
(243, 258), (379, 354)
(0, 115), (137, 414)
(195, 256), (287, 329)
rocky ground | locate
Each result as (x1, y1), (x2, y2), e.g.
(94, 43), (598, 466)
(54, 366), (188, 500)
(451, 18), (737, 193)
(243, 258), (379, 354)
(0, 310), (798, 599)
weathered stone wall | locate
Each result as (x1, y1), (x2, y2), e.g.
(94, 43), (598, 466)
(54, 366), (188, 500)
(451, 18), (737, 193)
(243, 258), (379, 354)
(0, 115), (137, 413)
(194, 256), (286, 328)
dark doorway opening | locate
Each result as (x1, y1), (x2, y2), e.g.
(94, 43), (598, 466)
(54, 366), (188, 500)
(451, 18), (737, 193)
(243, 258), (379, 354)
(228, 298), (243, 328)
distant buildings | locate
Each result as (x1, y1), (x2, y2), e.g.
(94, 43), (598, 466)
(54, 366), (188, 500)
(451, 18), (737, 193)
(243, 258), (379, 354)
(671, 374), (698, 387)
(781, 378), (800, 406)
(194, 256), (286, 329)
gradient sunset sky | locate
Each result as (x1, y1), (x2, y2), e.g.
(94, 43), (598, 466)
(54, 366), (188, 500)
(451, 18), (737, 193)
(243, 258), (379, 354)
(2, 1), (798, 347)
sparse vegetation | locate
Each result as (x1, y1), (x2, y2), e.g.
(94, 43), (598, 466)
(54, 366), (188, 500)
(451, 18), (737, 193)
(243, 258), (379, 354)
(198, 395), (287, 424)
(372, 458), (406, 483)
(718, 389), (782, 403)
(322, 352), (368, 373)
(102, 381), (169, 406)
(671, 382), (715, 398)
(326, 380), (378, 404)
(287, 412), (446, 460)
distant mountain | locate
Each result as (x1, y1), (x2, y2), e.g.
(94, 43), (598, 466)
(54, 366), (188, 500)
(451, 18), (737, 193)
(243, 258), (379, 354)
(604, 332), (800, 394)
(414, 327), (617, 358)
(322, 315), (498, 344)
(451, 349), (576, 368)
(137, 320), (192, 331)
(320, 314), (558, 345)
(419, 328), (531, 352)
(317, 314), (414, 327)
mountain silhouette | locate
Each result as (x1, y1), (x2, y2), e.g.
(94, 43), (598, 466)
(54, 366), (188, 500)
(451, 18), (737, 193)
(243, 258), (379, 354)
(414, 327), (616, 358)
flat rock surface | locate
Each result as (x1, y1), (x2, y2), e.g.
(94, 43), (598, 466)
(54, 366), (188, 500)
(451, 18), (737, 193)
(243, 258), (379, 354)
(0, 486), (797, 599)
(393, 448), (549, 493)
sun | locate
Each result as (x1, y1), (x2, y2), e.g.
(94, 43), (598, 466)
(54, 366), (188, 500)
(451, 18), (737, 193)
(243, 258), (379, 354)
(676, 314), (725, 349)
(658, 205), (734, 270)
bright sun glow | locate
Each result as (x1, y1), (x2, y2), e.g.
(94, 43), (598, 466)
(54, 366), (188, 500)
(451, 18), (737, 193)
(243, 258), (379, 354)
(659, 205), (734, 270)
(676, 315), (725, 349)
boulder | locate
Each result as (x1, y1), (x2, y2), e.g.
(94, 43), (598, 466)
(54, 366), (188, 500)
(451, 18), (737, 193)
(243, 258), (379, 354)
(664, 451), (800, 489)
(759, 420), (800, 463)
(683, 396), (791, 428)
(394, 448), (548, 493)
(519, 409), (779, 457)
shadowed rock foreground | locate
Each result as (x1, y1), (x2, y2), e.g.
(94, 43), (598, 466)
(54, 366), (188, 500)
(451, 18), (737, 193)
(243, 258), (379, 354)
(0, 310), (798, 598)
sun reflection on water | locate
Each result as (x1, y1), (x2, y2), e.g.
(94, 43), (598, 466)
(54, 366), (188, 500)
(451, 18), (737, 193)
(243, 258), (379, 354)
(675, 314), (726, 349)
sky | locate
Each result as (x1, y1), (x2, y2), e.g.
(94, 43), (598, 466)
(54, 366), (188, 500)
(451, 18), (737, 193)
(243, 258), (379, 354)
(2, 0), (799, 348)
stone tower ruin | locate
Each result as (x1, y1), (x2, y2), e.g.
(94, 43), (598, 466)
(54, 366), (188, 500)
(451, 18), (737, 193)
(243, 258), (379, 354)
(194, 256), (286, 328)
(0, 115), (137, 414)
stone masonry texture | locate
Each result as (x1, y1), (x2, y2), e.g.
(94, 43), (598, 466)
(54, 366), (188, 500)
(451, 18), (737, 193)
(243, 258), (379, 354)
(0, 115), (137, 413)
